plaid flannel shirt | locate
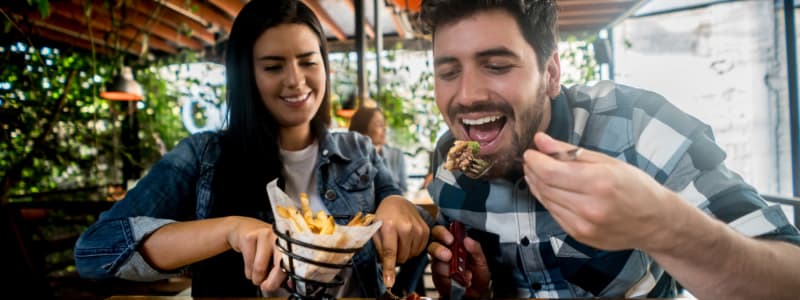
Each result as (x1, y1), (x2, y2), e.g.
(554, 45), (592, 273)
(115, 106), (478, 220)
(428, 81), (800, 298)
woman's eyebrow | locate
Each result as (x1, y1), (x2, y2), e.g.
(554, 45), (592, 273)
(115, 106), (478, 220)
(257, 51), (317, 61)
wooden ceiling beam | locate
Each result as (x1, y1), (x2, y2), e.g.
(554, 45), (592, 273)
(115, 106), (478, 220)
(559, 24), (613, 35)
(559, 16), (619, 26)
(31, 27), (113, 56)
(386, 6), (407, 39)
(45, 10), (179, 55)
(301, 0), (348, 41)
(343, 0), (375, 39)
(46, 2), (179, 54)
(557, 0), (640, 10)
(54, 0), (202, 51)
(558, 7), (626, 18)
(72, 0), (204, 50)
(158, 0), (233, 34)
(208, 0), (244, 18)
(19, 14), (141, 56)
(126, 0), (216, 45)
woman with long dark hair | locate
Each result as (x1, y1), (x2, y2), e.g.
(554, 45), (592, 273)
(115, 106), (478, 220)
(74, 0), (431, 297)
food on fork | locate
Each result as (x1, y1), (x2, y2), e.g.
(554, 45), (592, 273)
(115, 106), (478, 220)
(444, 140), (492, 178)
(444, 140), (481, 172)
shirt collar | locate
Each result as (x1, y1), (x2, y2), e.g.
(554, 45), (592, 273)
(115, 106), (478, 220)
(546, 87), (573, 144)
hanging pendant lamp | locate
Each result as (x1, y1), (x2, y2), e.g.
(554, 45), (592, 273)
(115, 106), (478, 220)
(100, 66), (143, 101)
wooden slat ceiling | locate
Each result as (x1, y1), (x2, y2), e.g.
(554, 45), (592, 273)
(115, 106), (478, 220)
(1, 0), (647, 58)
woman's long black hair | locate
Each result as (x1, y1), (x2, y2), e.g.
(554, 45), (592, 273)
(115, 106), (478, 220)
(212, 0), (331, 217)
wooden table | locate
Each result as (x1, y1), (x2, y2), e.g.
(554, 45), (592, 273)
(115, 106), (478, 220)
(108, 296), (684, 300)
(411, 190), (438, 218)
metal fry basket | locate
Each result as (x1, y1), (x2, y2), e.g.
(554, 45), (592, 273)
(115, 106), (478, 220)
(273, 228), (363, 300)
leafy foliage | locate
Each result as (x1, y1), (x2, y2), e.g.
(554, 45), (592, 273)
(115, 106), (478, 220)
(330, 46), (440, 151)
(559, 36), (600, 85)
(0, 41), (193, 201)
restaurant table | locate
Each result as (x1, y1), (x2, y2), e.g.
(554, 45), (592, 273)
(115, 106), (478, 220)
(107, 296), (686, 300)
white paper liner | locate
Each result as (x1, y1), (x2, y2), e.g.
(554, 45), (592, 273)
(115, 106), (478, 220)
(266, 179), (382, 284)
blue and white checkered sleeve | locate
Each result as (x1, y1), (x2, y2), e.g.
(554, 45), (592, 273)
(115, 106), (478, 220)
(631, 91), (800, 245)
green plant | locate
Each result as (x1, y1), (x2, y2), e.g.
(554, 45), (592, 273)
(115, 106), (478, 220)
(559, 36), (600, 85)
(329, 45), (441, 151)
(0, 45), (197, 203)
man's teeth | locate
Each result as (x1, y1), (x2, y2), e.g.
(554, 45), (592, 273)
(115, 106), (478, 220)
(283, 94), (308, 102)
(462, 115), (502, 125)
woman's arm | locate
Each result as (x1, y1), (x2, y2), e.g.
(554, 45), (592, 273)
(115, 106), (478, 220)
(140, 215), (285, 291)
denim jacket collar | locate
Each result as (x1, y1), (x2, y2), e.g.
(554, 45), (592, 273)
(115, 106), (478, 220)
(318, 128), (353, 163)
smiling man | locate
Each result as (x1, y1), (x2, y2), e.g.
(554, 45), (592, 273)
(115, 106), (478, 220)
(421, 1), (800, 299)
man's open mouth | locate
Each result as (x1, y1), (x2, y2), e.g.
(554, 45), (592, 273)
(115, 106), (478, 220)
(461, 114), (507, 149)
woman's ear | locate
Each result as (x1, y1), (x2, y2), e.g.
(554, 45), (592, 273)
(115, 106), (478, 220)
(544, 51), (561, 98)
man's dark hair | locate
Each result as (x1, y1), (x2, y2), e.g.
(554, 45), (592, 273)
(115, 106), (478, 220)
(419, 0), (559, 71)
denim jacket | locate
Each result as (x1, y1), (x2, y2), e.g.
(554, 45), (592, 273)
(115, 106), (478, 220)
(74, 130), (429, 296)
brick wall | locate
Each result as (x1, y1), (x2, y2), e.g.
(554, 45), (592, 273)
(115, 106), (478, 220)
(611, 1), (794, 221)
(612, 1), (792, 193)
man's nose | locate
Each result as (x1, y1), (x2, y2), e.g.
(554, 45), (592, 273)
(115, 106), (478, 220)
(456, 67), (488, 105)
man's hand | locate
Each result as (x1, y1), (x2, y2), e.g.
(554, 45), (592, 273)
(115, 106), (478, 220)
(522, 132), (679, 251)
(373, 195), (430, 288)
(224, 216), (286, 293)
(427, 225), (491, 298)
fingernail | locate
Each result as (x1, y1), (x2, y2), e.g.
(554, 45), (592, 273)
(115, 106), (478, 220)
(384, 273), (395, 287)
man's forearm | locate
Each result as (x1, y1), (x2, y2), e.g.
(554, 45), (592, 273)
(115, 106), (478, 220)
(648, 195), (800, 300)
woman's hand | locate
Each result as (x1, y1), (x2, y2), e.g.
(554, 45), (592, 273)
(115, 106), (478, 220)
(373, 195), (430, 287)
(224, 216), (286, 293)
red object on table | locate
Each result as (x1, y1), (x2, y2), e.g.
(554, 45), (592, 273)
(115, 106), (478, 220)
(449, 221), (468, 286)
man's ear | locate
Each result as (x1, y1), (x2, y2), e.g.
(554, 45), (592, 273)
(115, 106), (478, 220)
(544, 51), (561, 98)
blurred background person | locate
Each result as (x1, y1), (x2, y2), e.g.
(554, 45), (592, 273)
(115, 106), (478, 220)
(349, 106), (408, 194)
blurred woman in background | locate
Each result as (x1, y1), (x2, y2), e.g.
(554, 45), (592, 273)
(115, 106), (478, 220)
(349, 106), (408, 193)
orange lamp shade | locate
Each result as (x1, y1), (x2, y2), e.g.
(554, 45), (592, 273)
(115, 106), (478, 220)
(393, 0), (421, 12)
(335, 109), (356, 118)
(100, 66), (143, 101)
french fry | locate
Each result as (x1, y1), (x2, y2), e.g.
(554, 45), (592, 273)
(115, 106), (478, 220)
(300, 193), (312, 216)
(347, 212), (364, 226)
(361, 214), (375, 226)
(346, 212), (376, 226)
(276, 206), (290, 218)
(275, 193), (344, 234)
(304, 214), (321, 233)
(320, 215), (336, 235)
(287, 207), (309, 232)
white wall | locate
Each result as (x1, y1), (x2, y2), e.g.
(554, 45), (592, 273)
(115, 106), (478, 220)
(612, 1), (794, 221)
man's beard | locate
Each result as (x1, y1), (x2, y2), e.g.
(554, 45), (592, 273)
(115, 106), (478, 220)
(482, 89), (548, 179)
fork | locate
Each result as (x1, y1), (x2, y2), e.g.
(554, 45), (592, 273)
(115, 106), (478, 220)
(463, 147), (582, 179)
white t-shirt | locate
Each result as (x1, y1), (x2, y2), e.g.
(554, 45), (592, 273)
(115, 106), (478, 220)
(280, 141), (327, 213)
(278, 140), (357, 298)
